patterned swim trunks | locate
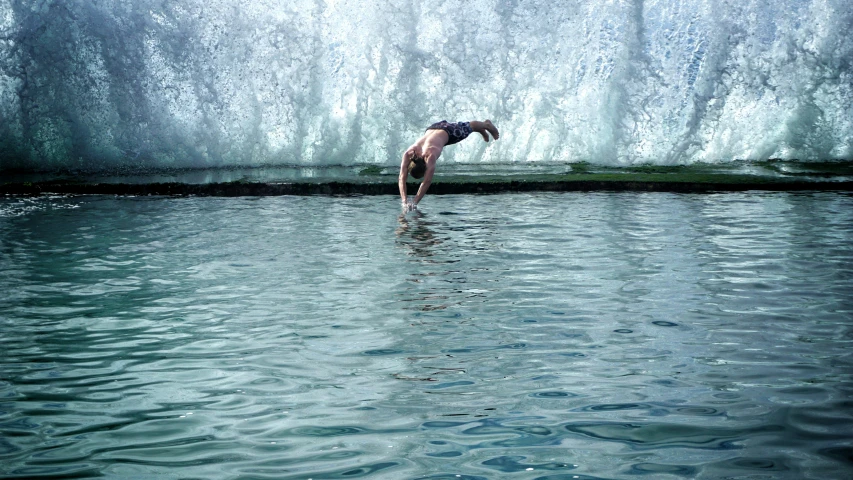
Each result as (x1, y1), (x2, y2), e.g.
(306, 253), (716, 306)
(426, 120), (472, 145)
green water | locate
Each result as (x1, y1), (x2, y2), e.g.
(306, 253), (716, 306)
(1, 192), (851, 479)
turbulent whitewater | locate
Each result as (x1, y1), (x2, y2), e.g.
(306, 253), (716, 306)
(0, 0), (851, 172)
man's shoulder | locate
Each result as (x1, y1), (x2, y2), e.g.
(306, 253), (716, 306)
(424, 148), (441, 163)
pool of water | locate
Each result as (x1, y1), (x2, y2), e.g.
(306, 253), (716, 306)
(1, 192), (851, 479)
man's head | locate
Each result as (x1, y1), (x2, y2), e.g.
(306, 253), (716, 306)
(408, 156), (426, 179)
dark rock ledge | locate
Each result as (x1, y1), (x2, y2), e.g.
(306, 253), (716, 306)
(2, 174), (852, 197)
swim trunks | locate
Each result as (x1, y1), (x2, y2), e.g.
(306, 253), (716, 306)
(426, 120), (472, 145)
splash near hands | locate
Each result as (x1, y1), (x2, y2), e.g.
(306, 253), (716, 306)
(403, 199), (418, 213)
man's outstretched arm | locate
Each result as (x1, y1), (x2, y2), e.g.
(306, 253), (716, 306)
(412, 156), (437, 206)
(398, 150), (412, 204)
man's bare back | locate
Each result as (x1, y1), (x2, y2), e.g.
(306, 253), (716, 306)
(399, 120), (499, 210)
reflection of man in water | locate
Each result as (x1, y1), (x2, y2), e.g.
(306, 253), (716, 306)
(395, 211), (449, 311)
(399, 120), (500, 210)
(395, 211), (442, 257)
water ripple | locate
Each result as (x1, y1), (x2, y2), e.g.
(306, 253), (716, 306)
(1, 193), (851, 478)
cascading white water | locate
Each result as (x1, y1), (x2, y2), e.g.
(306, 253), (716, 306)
(0, 0), (851, 172)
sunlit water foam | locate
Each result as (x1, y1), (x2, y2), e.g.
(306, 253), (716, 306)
(0, 0), (851, 171)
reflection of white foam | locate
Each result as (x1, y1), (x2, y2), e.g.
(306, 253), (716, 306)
(0, 197), (81, 218)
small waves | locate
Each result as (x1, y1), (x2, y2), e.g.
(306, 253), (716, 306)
(1, 193), (851, 478)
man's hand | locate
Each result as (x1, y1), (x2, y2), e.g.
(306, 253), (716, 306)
(402, 198), (417, 212)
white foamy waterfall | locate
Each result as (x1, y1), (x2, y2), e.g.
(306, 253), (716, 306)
(0, 0), (851, 172)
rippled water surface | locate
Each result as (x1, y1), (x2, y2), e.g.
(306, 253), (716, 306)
(1, 192), (852, 479)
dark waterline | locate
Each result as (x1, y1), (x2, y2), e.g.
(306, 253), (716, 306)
(1, 192), (852, 479)
(2, 161), (853, 197)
